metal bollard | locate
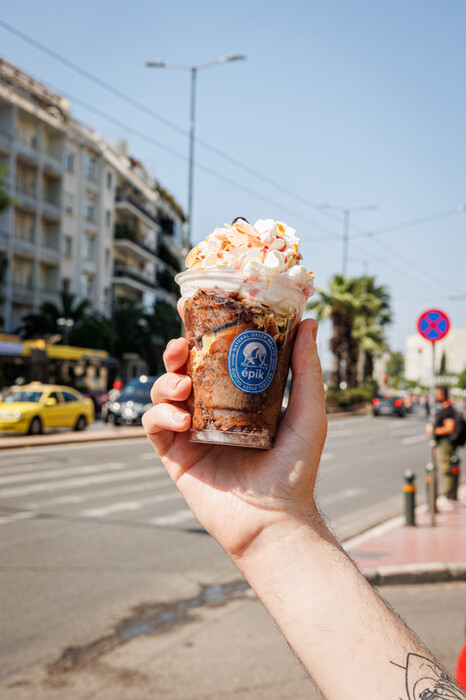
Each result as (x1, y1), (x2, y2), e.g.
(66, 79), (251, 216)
(403, 471), (416, 526)
(450, 454), (461, 500)
(425, 463), (436, 527)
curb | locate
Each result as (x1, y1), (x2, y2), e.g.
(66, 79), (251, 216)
(0, 426), (146, 449)
(363, 561), (466, 586)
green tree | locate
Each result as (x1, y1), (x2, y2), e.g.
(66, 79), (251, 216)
(308, 274), (391, 388)
(141, 300), (182, 374)
(386, 351), (404, 383)
(353, 276), (391, 383)
(67, 315), (115, 353)
(16, 292), (92, 339)
(457, 367), (466, 390)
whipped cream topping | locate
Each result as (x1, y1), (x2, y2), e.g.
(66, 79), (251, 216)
(185, 218), (314, 286)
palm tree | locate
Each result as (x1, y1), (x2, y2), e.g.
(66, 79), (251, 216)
(308, 275), (392, 388)
(16, 292), (92, 340)
(354, 277), (391, 383)
(307, 275), (362, 387)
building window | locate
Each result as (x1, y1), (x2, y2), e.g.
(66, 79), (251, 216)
(83, 234), (96, 261)
(86, 154), (98, 180)
(63, 236), (72, 256)
(64, 193), (74, 214)
(81, 273), (94, 298)
(105, 210), (111, 228)
(105, 248), (111, 267)
(85, 195), (97, 221)
(64, 153), (75, 172)
(62, 278), (71, 293)
(106, 172), (112, 190)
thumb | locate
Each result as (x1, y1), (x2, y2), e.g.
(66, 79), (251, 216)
(279, 319), (327, 438)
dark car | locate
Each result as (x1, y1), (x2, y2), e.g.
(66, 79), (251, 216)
(102, 375), (157, 425)
(372, 395), (405, 418)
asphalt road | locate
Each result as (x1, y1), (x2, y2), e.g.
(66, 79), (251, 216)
(0, 410), (446, 684)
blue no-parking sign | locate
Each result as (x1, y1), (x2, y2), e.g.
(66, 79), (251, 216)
(417, 309), (450, 343)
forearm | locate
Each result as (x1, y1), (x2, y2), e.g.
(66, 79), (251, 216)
(234, 514), (443, 700)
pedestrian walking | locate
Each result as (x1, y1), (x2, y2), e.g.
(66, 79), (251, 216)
(426, 386), (458, 509)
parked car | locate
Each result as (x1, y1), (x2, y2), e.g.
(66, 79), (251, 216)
(372, 394), (405, 418)
(0, 383), (94, 434)
(102, 375), (157, 426)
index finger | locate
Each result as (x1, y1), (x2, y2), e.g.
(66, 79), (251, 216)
(163, 337), (189, 373)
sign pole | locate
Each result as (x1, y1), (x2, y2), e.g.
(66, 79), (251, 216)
(428, 341), (436, 526)
(417, 308), (450, 528)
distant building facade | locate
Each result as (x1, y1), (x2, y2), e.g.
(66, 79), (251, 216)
(0, 57), (184, 333)
(0, 57), (68, 331)
(405, 329), (466, 384)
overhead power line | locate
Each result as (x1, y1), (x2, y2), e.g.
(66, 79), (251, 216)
(0, 19), (345, 230)
(46, 84), (344, 239)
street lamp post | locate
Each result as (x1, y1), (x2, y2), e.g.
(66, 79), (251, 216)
(318, 203), (377, 276)
(146, 54), (246, 251)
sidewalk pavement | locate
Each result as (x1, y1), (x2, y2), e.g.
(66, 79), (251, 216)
(343, 485), (466, 585)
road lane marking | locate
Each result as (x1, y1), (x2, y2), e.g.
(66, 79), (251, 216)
(81, 491), (182, 517)
(0, 466), (165, 499)
(148, 508), (196, 527)
(24, 474), (169, 508)
(0, 462), (126, 486)
(0, 511), (38, 525)
(401, 434), (427, 445)
(326, 429), (353, 439)
(319, 488), (367, 506)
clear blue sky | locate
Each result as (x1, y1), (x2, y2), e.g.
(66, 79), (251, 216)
(2, 1), (466, 369)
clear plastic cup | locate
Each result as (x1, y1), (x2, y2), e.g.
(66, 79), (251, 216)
(176, 269), (314, 449)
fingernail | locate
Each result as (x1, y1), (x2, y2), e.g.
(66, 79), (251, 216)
(172, 376), (189, 391)
(172, 410), (189, 426)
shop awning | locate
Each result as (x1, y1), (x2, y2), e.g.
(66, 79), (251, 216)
(0, 340), (25, 356)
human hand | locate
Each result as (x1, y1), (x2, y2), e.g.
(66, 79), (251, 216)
(142, 318), (327, 561)
(426, 424), (433, 436)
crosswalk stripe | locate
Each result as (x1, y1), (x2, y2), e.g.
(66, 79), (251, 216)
(24, 474), (169, 508)
(0, 511), (38, 525)
(148, 508), (196, 527)
(0, 462), (126, 486)
(81, 491), (182, 518)
(401, 434), (426, 445)
(0, 466), (165, 499)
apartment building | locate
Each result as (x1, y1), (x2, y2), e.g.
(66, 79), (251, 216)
(62, 120), (116, 315)
(0, 57), (67, 331)
(0, 57), (185, 334)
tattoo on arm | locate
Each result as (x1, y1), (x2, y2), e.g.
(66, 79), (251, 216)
(391, 653), (466, 699)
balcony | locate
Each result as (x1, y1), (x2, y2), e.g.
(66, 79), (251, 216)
(42, 195), (61, 220)
(15, 183), (37, 210)
(0, 229), (9, 249)
(156, 267), (178, 295)
(15, 130), (38, 164)
(40, 238), (60, 262)
(116, 189), (158, 226)
(112, 266), (158, 294)
(12, 282), (34, 302)
(0, 126), (12, 154)
(114, 223), (160, 263)
(13, 231), (35, 256)
(43, 150), (63, 174)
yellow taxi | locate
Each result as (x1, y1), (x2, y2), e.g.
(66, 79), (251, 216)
(0, 383), (94, 435)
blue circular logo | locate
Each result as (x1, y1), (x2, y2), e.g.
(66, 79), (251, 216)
(228, 331), (278, 393)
